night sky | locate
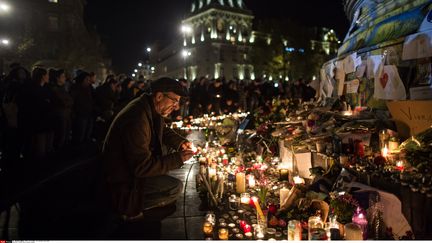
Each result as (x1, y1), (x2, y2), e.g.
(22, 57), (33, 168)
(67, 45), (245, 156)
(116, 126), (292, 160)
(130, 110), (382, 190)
(84, 0), (350, 74)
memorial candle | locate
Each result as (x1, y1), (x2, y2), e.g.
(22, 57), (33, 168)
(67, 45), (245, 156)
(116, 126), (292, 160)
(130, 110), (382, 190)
(396, 160), (405, 171)
(279, 169), (289, 181)
(236, 172), (246, 193)
(248, 175), (256, 188)
(218, 228), (228, 240)
(381, 145), (388, 159)
(240, 193), (251, 204)
(252, 196), (265, 221)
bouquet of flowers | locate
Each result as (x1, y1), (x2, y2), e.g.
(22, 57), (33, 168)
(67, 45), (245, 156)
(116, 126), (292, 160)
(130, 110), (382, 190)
(329, 192), (360, 224)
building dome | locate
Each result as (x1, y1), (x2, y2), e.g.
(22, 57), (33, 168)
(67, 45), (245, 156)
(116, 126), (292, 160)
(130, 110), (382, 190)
(190, 0), (251, 15)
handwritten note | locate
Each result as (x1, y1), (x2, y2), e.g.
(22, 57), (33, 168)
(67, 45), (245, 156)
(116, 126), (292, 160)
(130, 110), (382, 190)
(387, 100), (432, 138)
(346, 79), (360, 94)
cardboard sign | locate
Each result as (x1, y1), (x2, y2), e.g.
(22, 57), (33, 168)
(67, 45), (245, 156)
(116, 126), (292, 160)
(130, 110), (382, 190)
(387, 100), (432, 137)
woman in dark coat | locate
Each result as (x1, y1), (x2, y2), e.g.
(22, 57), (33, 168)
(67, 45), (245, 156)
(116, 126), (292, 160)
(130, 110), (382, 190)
(70, 71), (94, 145)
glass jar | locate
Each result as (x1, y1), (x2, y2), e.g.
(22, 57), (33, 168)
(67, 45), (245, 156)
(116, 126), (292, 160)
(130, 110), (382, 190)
(288, 220), (302, 240)
(308, 215), (326, 240)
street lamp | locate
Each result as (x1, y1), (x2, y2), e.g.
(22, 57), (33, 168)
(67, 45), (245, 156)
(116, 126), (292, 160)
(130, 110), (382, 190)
(0, 38), (10, 75)
(1, 38), (9, 45)
(138, 62), (143, 67)
(146, 47), (151, 53)
(181, 49), (191, 79)
(0, 2), (11, 13)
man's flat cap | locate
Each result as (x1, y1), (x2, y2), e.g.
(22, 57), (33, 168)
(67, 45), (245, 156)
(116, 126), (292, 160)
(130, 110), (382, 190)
(150, 77), (188, 97)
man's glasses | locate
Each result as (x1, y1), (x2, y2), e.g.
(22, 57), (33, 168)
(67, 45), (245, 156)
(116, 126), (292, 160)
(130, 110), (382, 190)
(163, 93), (180, 105)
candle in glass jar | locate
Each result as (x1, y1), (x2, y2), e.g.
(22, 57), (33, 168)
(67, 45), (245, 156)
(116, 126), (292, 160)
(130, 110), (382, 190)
(240, 192), (250, 204)
(203, 221), (213, 235)
(236, 172), (246, 193)
(254, 224), (265, 239)
(396, 160), (405, 171)
(218, 228), (228, 240)
(279, 169), (289, 181)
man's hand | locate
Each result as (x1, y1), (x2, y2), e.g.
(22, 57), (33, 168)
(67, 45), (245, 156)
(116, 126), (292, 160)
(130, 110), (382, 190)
(180, 141), (192, 151)
(180, 149), (194, 162)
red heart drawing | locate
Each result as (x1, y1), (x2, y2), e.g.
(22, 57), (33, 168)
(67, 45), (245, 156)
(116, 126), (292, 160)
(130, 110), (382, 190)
(380, 73), (388, 89)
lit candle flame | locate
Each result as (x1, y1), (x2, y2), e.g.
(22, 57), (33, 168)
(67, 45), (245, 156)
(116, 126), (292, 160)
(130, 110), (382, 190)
(382, 145), (388, 158)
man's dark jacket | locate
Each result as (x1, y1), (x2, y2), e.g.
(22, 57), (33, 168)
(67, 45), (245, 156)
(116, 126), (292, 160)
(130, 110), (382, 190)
(102, 94), (186, 214)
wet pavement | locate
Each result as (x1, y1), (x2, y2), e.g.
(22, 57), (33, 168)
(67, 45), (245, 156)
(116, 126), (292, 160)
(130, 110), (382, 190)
(0, 153), (206, 240)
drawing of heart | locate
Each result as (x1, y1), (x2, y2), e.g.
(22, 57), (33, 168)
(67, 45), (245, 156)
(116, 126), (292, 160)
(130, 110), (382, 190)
(380, 73), (388, 89)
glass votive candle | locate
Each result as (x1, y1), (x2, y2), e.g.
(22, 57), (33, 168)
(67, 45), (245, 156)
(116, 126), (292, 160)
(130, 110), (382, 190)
(205, 212), (216, 225)
(235, 233), (244, 240)
(254, 224), (265, 240)
(203, 221), (213, 236)
(218, 228), (229, 240)
(228, 195), (239, 210)
(279, 169), (289, 181)
(240, 192), (251, 204)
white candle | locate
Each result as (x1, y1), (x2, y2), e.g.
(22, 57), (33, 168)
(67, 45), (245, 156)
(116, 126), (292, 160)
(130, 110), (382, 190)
(236, 172), (246, 193)
(248, 175), (256, 188)
(381, 145), (388, 158)
(280, 187), (290, 207)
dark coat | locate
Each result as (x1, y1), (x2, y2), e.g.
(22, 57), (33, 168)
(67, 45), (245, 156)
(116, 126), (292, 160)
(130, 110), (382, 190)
(70, 83), (93, 118)
(94, 83), (117, 120)
(50, 83), (73, 119)
(102, 94), (187, 213)
(17, 82), (54, 133)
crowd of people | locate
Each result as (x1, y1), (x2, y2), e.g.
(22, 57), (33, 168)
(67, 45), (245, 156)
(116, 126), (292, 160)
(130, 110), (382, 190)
(0, 63), (317, 168)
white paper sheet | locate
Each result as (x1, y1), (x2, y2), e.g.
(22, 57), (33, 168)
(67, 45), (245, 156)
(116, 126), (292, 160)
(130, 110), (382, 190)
(356, 62), (366, 78)
(335, 60), (346, 96)
(343, 53), (358, 74)
(347, 182), (413, 240)
(402, 30), (432, 60)
(366, 55), (383, 79)
(325, 62), (335, 78)
(374, 65), (407, 100)
(294, 152), (312, 179)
